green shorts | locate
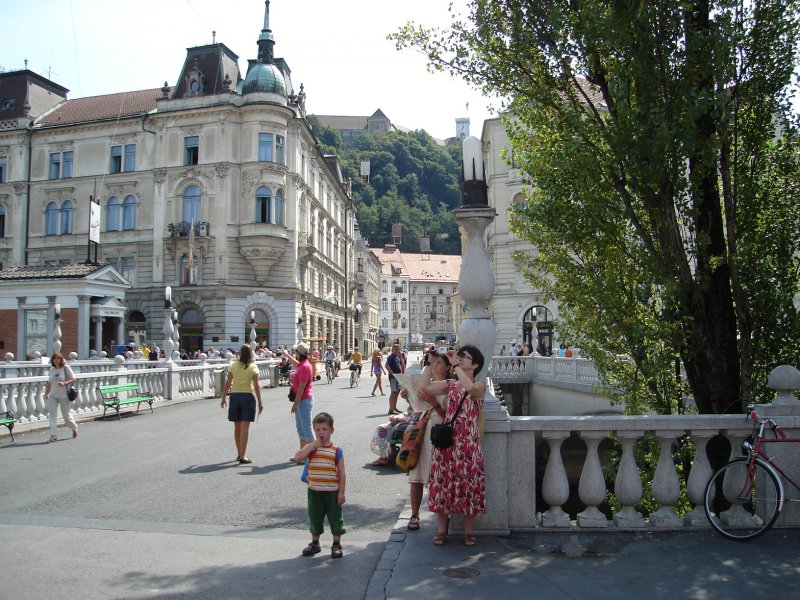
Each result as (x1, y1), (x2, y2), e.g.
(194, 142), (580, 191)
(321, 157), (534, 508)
(307, 488), (346, 537)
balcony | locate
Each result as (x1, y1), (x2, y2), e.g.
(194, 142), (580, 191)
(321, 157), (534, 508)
(238, 223), (289, 285)
(168, 221), (209, 238)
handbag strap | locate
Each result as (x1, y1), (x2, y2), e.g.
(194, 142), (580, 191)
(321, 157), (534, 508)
(445, 390), (469, 426)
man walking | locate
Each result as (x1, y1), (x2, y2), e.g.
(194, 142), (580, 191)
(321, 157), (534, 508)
(385, 344), (405, 415)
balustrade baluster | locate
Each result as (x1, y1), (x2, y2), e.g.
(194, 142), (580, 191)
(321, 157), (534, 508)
(541, 432), (571, 527)
(613, 431), (645, 527)
(650, 431), (683, 526)
(717, 431), (759, 527)
(577, 431), (609, 527)
(684, 431), (715, 525)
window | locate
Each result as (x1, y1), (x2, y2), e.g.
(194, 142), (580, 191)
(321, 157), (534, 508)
(184, 136), (199, 165)
(424, 303), (431, 314)
(391, 299), (397, 311)
(45, 202), (59, 235)
(402, 281), (408, 293)
(357, 258), (364, 273)
(401, 298), (407, 311)
(382, 298), (388, 311)
(122, 195), (137, 230)
(0, 205), (5, 237)
(25, 309), (48, 359)
(256, 186), (271, 223)
(60, 200), (74, 234)
(110, 146), (122, 173)
(274, 189), (285, 225)
(181, 254), (197, 285)
(276, 135), (285, 165)
(183, 185), (201, 222)
(258, 133), (273, 162)
(49, 153), (61, 179)
(124, 144), (136, 172)
(425, 286), (430, 295)
(438, 319), (446, 332)
(381, 281), (388, 293)
(106, 196), (121, 231)
(107, 256), (135, 283)
(0, 156), (6, 182)
(63, 151), (73, 178)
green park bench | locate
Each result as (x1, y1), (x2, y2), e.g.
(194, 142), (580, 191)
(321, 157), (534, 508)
(0, 411), (16, 442)
(99, 383), (154, 420)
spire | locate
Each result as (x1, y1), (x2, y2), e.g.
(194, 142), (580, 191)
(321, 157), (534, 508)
(257, 0), (275, 64)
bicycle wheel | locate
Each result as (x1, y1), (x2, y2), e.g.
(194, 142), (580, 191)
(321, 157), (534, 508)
(327, 367), (333, 384)
(704, 457), (782, 541)
(350, 370), (356, 388)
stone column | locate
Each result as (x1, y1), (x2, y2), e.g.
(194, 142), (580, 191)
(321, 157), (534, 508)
(116, 318), (125, 354)
(16, 296), (25, 360)
(93, 317), (103, 356)
(46, 295), (56, 357)
(78, 295), (91, 359)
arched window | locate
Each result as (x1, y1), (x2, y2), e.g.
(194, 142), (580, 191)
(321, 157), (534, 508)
(106, 196), (121, 231)
(401, 298), (407, 311)
(182, 185), (201, 223)
(0, 204), (6, 237)
(274, 189), (285, 225)
(60, 200), (75, 234)
(122, 195), (137, 230)
(183, 308), (200, 322)
(45, 201), (59, 235)
(381, 298), (388, 311)
(255, 186), (271, 223)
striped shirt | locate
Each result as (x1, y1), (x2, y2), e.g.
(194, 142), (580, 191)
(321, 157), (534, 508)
(306, 445), (342, 492)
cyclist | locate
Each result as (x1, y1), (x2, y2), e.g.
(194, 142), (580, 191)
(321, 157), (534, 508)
(349, 346), (362, 385)
(324, 346), (338, 378)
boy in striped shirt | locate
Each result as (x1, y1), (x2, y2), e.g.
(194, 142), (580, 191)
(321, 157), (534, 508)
(294, 412), (347, 558)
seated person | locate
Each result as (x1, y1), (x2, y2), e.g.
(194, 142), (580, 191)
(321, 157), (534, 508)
(349, 347), (362, 375)
(323, 346), (338, 376)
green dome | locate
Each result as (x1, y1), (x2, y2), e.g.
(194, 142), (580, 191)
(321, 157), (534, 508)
(242, 62), (287, 96)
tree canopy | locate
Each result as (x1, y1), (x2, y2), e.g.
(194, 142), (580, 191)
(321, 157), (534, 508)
(391, 0), (800, 414)
(307, 115), (463, 255)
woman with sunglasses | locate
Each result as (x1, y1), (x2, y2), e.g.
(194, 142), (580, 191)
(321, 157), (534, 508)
(420, 344), (486, 547)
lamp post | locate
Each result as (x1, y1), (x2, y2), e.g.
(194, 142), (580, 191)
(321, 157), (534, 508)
(162, 286), (174, 362)
(171, 309), (180, 360)
(53, 303), (62, 355)
(250, 311), (257, 352)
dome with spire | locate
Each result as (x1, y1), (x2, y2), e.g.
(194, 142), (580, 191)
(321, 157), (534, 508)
(242, 61), (287, 96)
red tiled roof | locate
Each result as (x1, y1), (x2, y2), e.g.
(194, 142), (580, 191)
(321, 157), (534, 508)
(37, 88), (171, 127)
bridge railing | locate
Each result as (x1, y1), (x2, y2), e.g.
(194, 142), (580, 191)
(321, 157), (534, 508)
(490, 355), (600, 385)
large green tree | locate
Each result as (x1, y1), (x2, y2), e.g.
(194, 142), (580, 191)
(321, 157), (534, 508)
(392, 0), (800, 414)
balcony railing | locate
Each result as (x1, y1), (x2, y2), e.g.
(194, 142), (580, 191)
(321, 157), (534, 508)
(168, 221), (209, 238)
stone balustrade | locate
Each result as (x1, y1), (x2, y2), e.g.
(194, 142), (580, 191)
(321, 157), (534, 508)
(490, 355), (599, 385)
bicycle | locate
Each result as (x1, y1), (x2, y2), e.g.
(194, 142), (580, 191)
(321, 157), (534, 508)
(325, 361), (334, 385)
(703, 404), (800, 541)
(349, 364), (361, 388)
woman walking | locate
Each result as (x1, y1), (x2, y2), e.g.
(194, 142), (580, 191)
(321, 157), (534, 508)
(220, 344), (263, 464)
(420, 345), (486, 547)
(370, 349), (386, 396)
(45, 352), (78, 442)
(284, 343), (315, 462)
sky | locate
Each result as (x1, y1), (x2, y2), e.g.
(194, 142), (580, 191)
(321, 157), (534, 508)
(0, 0), (499, 141)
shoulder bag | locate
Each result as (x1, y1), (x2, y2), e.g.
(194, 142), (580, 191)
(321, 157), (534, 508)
(430, 390), (468, 450)
(395, 410), (432, 471)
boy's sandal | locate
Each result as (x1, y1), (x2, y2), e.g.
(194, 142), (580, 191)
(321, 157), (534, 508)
(331, 543), (343, 559)
(407, 515), (420, 531)
(433, 534), (447, 546)
(464, 534), (478, 547)
(302, 542), (321, 556)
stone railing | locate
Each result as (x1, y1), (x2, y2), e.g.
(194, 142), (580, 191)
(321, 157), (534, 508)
(490, 355), (599, 385)
(477, 393), (800, 534)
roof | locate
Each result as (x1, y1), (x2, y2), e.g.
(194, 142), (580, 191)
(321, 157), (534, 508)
(0, 264), (102, 280)
(37, 88), (170, 127)
(371, 245), (461, 282)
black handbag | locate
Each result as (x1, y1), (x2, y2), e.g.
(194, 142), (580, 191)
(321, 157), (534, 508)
(430, 391), (467, 449)
(288, 389), (296, 402)
(67, 385), (78, 401)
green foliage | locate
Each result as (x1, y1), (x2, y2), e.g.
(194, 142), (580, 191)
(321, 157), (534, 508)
(311, 121), (464, 254)
(391, 0), (800, 414)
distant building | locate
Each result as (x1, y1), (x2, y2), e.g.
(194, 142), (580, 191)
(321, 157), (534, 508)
(315, 110), (398, 148)
(371, 244), (461, 348)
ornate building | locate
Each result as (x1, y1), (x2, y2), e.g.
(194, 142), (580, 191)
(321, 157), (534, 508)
(0, 2), (355, 357)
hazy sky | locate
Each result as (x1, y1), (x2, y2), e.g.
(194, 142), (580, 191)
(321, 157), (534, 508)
(1, 0), (499, 140)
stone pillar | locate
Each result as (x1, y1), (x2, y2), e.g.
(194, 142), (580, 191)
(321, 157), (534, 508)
(685, 431), (714, 526)
(613, 431), (645, 527)
(78, 295), (91, 359)
(116, 318), (125, 354)
(650, 431), (683, 527)
(93, 317), (103, 356)
(46, 295), (56, 357)
(16, 296), (25, 360)
(576, 431), (609, 527)
(540, 432), (571, 527)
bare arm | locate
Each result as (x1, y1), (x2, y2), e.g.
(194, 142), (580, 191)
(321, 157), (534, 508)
(251, 371), (263, 414)
(220, 371), (233, 408)
(337, 457), (346, 505)
(293, 438), (320, 462)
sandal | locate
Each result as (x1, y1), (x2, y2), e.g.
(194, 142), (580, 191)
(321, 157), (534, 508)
(433, 533), (447, 546)
(302, 542), (321, 556)
(48, 435), (57, 443)
(464, 534), (477, 547)
(407, 515), (420, 531)
(367, 458), (391, 467)
(331, 543), (343, 559)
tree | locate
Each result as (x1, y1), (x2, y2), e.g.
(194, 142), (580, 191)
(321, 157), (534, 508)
(392, 1), (800, 414)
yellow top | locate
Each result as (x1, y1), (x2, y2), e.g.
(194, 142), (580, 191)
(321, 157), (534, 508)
(229, 361), (259, 393)
(351, 350), (362, 365)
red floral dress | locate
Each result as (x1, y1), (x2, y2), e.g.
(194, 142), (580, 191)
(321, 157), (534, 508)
(428, 379), (486, 515)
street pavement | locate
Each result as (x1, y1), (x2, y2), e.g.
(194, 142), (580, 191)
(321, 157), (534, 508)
(2, 362), (800, 599)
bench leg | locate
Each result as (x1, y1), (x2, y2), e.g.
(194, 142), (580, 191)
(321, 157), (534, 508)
(3, 423), (13, 443)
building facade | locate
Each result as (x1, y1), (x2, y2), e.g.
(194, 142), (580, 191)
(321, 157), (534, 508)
(0, 3), (355, 357)
(482, 117), (559, 356)
(353, 237), (381, 355)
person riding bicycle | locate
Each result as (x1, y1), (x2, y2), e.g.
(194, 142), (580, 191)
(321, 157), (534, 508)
(349, 347), (363, 376)
(324, 346), (339, 377)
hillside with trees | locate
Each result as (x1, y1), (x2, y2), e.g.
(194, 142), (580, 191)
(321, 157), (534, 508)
(308, 115), (463, 255)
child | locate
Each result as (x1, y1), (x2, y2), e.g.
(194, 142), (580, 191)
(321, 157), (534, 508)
(294, 412), (347, 558)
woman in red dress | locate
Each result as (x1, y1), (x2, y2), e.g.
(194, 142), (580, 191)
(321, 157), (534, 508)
(421, 344), (486, 547)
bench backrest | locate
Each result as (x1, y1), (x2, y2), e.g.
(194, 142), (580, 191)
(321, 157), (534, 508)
(99, 383), (140, 395)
